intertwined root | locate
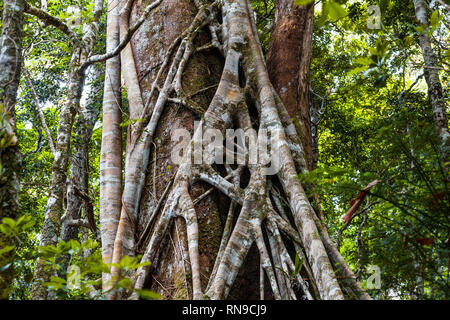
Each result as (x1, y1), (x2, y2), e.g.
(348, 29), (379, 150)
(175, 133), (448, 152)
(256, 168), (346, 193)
(110, 0), (369, 300)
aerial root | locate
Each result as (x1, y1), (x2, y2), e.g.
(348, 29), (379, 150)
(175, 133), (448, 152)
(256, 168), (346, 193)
(112, 2), (225, 293)
(121, 0), (367, 301)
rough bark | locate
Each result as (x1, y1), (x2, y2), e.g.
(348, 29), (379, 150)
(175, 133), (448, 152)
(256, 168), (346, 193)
(413, 0), (450, 167)
(108, 0), (146, 282)
(61, 65), (102, 242)
(23, 2), (79, 44)
(0, 0), (24, 222)
(0, 0), (24, 300)
(108, 0), (225, 299)
(267, 0), (314, 170)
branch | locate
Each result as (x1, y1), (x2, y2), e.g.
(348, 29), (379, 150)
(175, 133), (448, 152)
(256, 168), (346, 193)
(24, 2), (79, 44)
(436, 0), (450, 11)
(136, 172), (176, 249)
(198, 169), (244, 205)
(269, 212), (302, 245)
(65, 218), (91, 228)
(193, 169), (240, 205)
(82, 0), (163, 68)
(71, 176), (97, 234)
(23, 67), (56, 156)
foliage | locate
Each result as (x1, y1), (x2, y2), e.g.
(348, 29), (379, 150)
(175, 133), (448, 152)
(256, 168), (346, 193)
(35, 239), (159, 299)
(305, 0), (449, 299)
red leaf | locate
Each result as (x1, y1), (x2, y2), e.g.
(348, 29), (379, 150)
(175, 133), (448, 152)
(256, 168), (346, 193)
(403, 234), (409, 248)
(341, 180), (380, 223)
(416, 238), (434, 246)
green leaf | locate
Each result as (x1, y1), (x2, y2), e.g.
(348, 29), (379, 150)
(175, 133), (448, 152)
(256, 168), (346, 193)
(135, 261), (152, 269)
(293, 250), (305, 277)
(430, 10), (440, 28)
(415, 25), (426, 35)
(134, 289), (162, 300)
(120, 119), (130, 127)
(317, 1), (330, 26)
(2, 217), (15, 229)
(348, 66), (369, 76)
(57, 240), (71, 253)
(119, 255), (132, 268)
(0, 224), (12, 236)
(43, 282), (64, 290)
(0, 246), (14, 256)
(354, 57), (373, 66)
(50, 276), (66, 284)
(68, 239), (81, 253)
(429, 10), (442, 34)
(38, 245), (59, 258)
(118, 277), (133, 289)
(294, 0), (314, 6)
(328, 1), (347, 21)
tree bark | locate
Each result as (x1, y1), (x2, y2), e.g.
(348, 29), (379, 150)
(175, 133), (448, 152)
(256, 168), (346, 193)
(61, 65), (103, 242)
(101, 0), (369, 300)
(413, 0), (450, 167)
(109, 0), (225, 299)
(0, 0), (24, 300)
(99, 0), (123, 291)
(267, 0), (314, 170)
(30, 0), (105, 300)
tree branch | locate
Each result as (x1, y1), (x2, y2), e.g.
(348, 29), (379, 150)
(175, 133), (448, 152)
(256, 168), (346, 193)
(82, 0), (163, 69)
(23, 67), (56, 156)
(24, 2), (79, 44)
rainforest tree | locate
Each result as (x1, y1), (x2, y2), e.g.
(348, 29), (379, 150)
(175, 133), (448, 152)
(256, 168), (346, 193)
(0, 0), (448, 300)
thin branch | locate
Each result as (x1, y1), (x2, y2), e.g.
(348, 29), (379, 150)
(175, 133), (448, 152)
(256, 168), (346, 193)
(136, 173), (175, 249)
(436, 0), (450, 11)
(24, 2), (79, 44)
(82, 0), (163, 68)
(198, 169), (244, 204)
(23, 67), (56, 156)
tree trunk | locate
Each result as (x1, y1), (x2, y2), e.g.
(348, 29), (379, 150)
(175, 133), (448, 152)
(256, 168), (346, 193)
(108, 0), (226, 299)
(103, 0), (369, 300)
(0, 0), (24, 299)
(60, 65), (102, 242)
(30, 0), (105, 300)
(0, 0), (24, 225)
(267, 0), (314, 170)
(413, 0), (449, 168)
(0, 0), (24, 300)
(99, 0), (123, 291)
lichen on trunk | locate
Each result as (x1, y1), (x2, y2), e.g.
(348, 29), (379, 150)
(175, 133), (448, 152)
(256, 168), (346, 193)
(0, 0), (24, 299)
